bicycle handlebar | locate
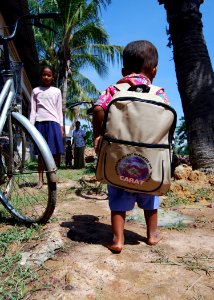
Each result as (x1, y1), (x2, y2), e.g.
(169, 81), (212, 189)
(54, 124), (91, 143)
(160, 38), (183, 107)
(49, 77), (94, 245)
(0, 12), (60, 42)
(68, 101), (94, 109)
(68, 101), (94, 115)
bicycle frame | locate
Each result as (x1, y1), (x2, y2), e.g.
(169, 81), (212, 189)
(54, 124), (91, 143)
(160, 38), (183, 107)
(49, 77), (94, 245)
(0, 78), (14, 134)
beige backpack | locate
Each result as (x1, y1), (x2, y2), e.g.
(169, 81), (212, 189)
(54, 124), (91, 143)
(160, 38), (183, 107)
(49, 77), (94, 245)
(95, 83), (177, 195)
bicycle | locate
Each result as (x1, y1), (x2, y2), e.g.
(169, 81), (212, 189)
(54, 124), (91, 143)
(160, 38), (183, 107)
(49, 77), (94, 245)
(0, 12), (60, 224)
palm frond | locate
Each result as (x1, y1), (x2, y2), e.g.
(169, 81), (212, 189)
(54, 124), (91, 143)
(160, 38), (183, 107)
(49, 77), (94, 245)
(29, 0), (122, 115)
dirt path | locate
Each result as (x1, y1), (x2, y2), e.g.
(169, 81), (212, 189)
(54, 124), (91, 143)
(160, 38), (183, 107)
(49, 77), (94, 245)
(18, 177), (214, 300)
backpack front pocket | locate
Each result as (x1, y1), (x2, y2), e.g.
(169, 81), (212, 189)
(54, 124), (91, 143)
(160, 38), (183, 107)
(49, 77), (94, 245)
(100, 141), (170, 195)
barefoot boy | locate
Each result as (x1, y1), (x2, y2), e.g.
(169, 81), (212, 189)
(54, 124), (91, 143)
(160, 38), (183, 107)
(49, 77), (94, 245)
(93, 40), (169, 253)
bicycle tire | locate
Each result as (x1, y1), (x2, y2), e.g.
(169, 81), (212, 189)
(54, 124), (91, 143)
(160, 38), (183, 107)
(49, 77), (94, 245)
(0, 115), (57, 224)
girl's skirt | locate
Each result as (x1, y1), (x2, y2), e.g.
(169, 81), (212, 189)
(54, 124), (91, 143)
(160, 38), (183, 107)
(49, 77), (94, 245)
(35, 121), (64, 155)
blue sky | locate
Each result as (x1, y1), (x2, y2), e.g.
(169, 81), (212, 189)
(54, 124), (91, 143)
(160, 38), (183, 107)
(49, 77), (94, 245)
(82, 0), (214, 122)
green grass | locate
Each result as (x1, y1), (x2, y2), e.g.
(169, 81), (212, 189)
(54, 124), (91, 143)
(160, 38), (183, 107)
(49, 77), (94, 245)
(151, 250), (214, 275)
(162, 186), (213, 209)
(165, 220), (187, 231)
(161, 191), (190, 208)
(178, 253), (214, 275)
(0, 258), (37, 300)
(0, 226), (41, 255)
(58, 162), (96, 182)
(0, 208), (9, 220)
(0, 225), (42, 299)
(194, 188), (212, 201)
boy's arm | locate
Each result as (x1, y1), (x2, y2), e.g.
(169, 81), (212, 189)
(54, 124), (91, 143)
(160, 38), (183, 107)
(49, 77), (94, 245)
(93, 105), (105, 154)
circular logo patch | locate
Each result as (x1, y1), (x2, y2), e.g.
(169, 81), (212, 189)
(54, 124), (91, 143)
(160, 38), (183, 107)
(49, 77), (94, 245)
(117, 154), (151, 182)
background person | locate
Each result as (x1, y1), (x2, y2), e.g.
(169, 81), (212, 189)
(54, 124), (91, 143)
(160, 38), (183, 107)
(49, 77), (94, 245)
(65, 139), (73, 168)
(72, 121), (86, 169)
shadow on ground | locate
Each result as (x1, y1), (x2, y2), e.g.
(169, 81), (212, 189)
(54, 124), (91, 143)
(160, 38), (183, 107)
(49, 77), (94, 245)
(60, 214), (147, 246)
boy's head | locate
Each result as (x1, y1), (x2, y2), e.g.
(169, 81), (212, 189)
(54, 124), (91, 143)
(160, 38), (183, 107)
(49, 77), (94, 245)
(66, 140), (71, 145)
(122, 40), (158, 80)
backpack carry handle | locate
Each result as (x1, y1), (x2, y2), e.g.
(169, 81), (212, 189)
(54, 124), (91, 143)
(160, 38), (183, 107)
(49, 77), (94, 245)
(113, 83), (157, 94)
(127, 84), (150, 93)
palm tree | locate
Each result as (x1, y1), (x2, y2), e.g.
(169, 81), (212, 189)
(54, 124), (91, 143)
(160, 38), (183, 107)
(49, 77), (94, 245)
(29, 0), (123, 120)
(158, 0), (214, 173)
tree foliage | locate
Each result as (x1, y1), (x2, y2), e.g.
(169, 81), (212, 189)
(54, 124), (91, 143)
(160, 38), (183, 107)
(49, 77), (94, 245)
(174, 117), (189, 155)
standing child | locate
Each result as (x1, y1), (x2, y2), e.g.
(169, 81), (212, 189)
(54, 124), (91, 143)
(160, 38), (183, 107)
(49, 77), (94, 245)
(93, 40), (170, 253)
(30, 65), (64, 189)
(65, 139), (73, 168)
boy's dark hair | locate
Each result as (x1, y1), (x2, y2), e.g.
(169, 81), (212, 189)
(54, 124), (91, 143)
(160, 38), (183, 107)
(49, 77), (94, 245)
(123, 40), (158, 74)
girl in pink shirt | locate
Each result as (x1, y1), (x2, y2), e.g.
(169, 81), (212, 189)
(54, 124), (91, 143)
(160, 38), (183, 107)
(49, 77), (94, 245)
(30, 65), (64, 188)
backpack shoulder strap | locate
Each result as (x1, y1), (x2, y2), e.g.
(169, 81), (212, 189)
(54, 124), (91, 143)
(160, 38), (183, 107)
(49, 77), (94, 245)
(149, 84), (162, 95)
(113, 83), (131, 91)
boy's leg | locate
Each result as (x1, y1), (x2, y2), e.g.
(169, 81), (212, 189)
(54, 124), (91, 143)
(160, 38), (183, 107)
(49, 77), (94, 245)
(107, 185), (136, 252)
(137, 194), (162, 245)
(144, 209), (162, 245)
(109, 211), (126, 251)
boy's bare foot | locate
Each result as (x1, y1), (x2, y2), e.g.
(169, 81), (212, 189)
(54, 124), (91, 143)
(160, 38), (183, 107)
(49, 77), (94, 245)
(147, 233), (163, 246)
(104, 243), (123, 253)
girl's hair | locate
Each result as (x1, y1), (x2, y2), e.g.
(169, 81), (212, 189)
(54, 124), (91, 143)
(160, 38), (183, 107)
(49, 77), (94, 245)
(123, 40), (158, 74)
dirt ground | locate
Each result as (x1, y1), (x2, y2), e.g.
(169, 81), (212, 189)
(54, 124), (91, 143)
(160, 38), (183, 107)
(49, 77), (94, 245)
(16, 167), (214, 300)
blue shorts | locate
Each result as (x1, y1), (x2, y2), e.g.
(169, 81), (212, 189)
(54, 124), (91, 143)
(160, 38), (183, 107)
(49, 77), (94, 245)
(108, 185), (160, 212)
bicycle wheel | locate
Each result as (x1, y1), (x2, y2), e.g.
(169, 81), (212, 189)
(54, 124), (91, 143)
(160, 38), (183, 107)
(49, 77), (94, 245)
(0, 116), (57, 224)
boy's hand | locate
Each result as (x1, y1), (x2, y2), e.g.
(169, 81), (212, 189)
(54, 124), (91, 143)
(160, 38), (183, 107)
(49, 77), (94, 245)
(94, 136), (100, 154)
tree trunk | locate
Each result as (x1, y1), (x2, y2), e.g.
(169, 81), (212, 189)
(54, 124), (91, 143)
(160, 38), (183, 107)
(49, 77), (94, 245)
(159, 0), (214, 173)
